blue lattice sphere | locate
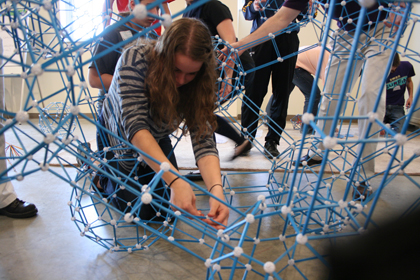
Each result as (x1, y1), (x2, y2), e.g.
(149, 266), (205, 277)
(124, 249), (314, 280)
(38, 102), (76, 138)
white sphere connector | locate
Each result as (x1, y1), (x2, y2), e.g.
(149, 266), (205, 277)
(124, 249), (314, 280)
(124, 213), (134, 223)
(296, 233), (308, 244)
(347, 18), (353, 24)
(233, 246), (243, 257)
(245, 214), (255, 223)
(268, 33), (275, 39)
(245, 264), (252, 271)
(367, 112), (378, 122)
(31, 63), (43, 76)
(281, 205), (291, 215)
(323, 136), (337, 149)
(288, 259), (295, 266)
(394, 133), (407, 146)
(279, 234), (286, 242)
(161, 14), (172, 28)
(338, 199), (347, 209)
(160, 162), (170, 172)
(341, 1), (346, 6)
(212, 264), (221, 271)
(43, 0), (53, 10)
(133, 4), (147, 19)
(39, 162), (49, 171)
(70, 105), (80, 115)
(302, 112), (314, 124)
(199, 238), (205, 244)
(44, 133), (56, 144)
(15, 111), (29, 123)
(168, 236), (174, 242)
(204, 259), (212, 268)
(264, 261), (276, 274)
(141, 193), (152, 204)
(66, 65), (75, 76)
(358, 0), (376, 8)
(355, 204), (363, 213)
(257, 194), (266, 202)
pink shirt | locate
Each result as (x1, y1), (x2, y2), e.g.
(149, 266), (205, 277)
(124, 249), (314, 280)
(295, 46), (330, 84)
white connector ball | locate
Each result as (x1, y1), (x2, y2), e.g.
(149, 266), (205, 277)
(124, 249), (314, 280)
(263, 261), (276, 274)
(15, 111), (29, 123)
(245, 214), (255, 223)
(124, 213), (134, 223)
(394, 133), (407, 146)
(66, 65), (75, 76)
(358, 0), (376, 8)
(296, 233), (308, 244)
(288, 259), (295, 266)
(212, 264), (221, 271)
(338, 199), (347, 209)
(302, 112), (314, 124)
(204, 259), (212, 268)
(245, 264), (252, 271)
(133, 4), (147, 19)
(161, 14), (172, 28)
(70, 105), (80, 115)
(233, 246), (243, 257)
(281, 205), (291, 215)
(160, 162), (170, 171)
(44, 133), (56, 144)
(31, 64), (43, 76)
(43, 0), (53, 10)
(141, 193), (152, 204)
(257, 194), (266, 202)
(323, 136), (337, 149)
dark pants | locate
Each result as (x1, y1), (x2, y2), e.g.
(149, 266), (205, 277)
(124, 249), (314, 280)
(241, 32), (299, 144)
(97, 116), (176, 220)
(383, 105), (405, 133)
(216, 50), (255, 145)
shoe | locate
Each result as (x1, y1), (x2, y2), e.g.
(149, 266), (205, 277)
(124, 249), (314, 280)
(352, 182), (372, 201)
(231, 140), (252, 160)
(184, 171), (203, 181)
(0, 198), (38, 218)
(264, 140), (280, 159)
(293, 154), (322, 166)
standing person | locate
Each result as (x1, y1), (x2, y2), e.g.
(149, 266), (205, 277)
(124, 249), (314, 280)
(241, 0), (300, 159)
(99, 18), (229, 228)
(223, 0), (407, 199)
(0, 38), (37, 219)
(182, 0), (255, 159)
(102, 0), (172, 30)
(266, 46), (330, 134)
(383, 53), (415, 133)
(89, 0), (159, 113)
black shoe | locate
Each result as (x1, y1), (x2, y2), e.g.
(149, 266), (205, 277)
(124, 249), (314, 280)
(0, 198), (38, 218)
(184, 171), (203, 181)
(231, 140), (252, 160)
(293, 154), (322, 166)
(352, 182), (372, 201)
(264, 141), (280, 159)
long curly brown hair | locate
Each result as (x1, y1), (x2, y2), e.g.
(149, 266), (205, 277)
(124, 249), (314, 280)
(145, 18), (217, 140)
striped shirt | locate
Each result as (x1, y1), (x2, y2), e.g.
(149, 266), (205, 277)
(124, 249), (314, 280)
(102, 43), (218, 171)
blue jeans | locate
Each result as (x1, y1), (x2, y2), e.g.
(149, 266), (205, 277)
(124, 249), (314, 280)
(384, 105), (405, 133)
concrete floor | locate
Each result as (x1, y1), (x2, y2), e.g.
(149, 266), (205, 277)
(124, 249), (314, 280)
(1, 121), (420, 280)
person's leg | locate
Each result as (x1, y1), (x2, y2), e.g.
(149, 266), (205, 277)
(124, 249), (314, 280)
(265, 32), (299, 149)
(356, 22), (391, 181)
(215, 115), (244, 145)
(241, 42), (273, 141)
(136, 136), (175, 220)
(0, 37), (37, 218)
(387, 105), (405, 133)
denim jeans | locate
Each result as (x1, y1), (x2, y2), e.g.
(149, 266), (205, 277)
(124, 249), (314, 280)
(384, 105), (405, 133)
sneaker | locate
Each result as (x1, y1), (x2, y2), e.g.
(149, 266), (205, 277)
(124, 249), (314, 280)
(0, 198), (38, 218)
(293, 154), (322, 166)
(231, 140), (252, 160)
(264, 140), (280, 159)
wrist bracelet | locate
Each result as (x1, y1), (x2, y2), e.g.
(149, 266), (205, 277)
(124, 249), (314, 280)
(168, 177), (180, 188)
(209, 183), (223, 193)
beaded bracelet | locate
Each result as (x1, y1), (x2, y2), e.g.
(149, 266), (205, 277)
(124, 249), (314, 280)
(168, 177), (180, 188)
(209, 183), (223, 193)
